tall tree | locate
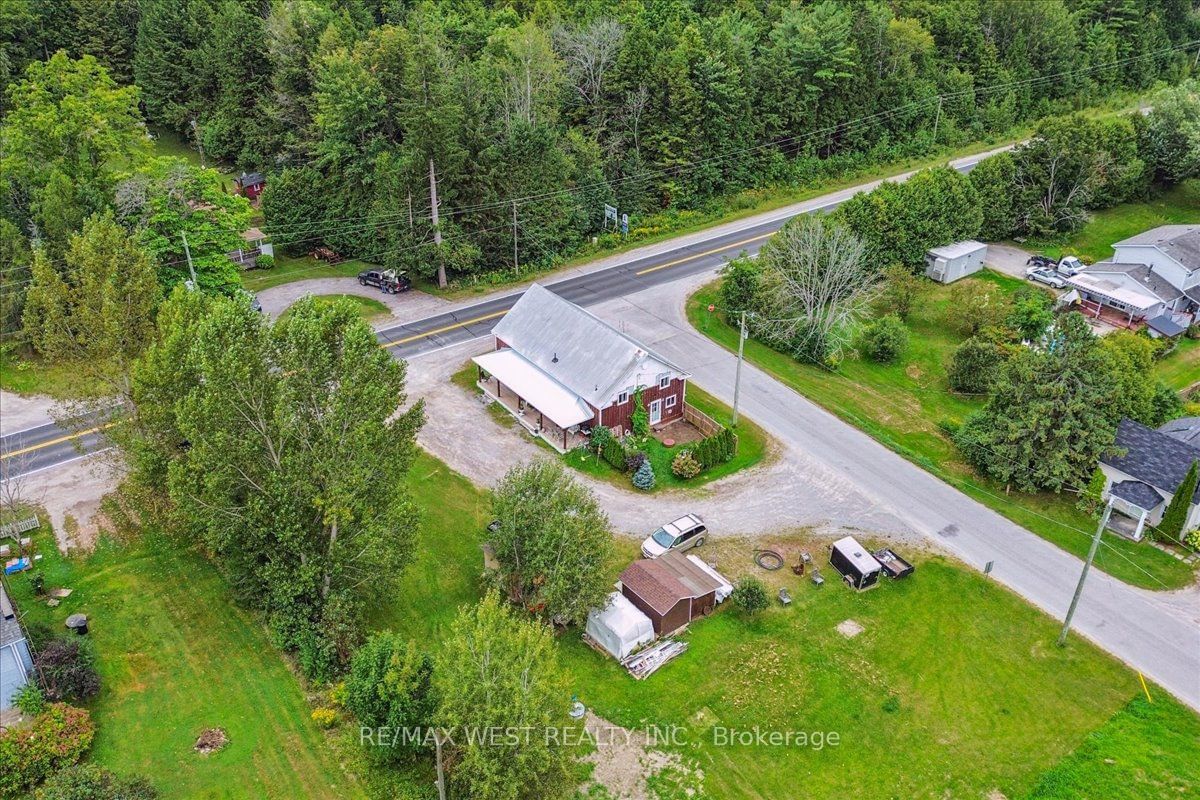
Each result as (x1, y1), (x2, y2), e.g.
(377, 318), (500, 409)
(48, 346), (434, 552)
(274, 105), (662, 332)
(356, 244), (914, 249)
(435, 593), (576, 800)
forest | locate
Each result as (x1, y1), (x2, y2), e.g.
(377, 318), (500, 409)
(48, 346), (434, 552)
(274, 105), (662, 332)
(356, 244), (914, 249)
(2, 0), (1197, 295)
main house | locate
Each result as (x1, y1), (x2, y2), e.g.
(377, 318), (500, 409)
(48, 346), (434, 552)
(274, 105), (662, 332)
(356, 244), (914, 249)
(1065, 225), (1200, 331)
(1099, 418), (1200, 540)
(472, 283), (690, 451)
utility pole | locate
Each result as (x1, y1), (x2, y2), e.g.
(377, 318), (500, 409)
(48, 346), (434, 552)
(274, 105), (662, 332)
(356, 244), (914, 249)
(181, 232), (198, 290)
(429, 158), (446, 289)
(511, 199), (519, 271)
(1057, 498), (1113, 647)
(932, 96), (943, 143)
(732, 311), (747, 426)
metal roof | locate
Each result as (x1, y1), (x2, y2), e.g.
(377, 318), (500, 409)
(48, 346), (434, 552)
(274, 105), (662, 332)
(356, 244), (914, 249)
(1105, 419), (1200, 504)
(492, 283), (687, 407)
(1109, 479), (1165, 511)
(1114, 225), (1200, 272)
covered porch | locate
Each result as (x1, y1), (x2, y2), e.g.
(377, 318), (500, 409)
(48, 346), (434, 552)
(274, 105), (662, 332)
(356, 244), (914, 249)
(472, 349), (593, 453)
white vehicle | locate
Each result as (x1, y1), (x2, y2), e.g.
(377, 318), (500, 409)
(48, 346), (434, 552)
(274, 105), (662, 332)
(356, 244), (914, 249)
(640, 514), (707, 558)
(1025, 266), (1066, 289)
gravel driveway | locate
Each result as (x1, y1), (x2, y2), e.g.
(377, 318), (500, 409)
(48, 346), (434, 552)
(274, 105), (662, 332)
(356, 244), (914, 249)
(256, 277), (452, 324)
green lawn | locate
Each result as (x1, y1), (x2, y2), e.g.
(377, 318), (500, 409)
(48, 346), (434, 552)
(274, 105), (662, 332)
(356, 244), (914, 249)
(279, 293), (391, 323)
(687, 274), (1196, 591)
(373, 451), (1200, 800)
(5, 532), (362, 800)
(1027, 180), (1200, 264)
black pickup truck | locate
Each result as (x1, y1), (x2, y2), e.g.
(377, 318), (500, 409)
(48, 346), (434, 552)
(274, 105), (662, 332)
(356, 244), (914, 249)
(358, 268), (412, 294)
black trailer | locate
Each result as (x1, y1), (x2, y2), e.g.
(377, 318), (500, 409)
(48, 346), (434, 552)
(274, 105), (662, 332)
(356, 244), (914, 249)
(872, 548), (915, 580)
(829, 536), (882, 591)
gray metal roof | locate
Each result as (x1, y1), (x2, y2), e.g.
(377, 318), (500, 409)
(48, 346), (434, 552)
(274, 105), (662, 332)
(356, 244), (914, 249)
(1109, 479), (1164, 511)
(1160, 417), (1200, 447)
(1104, 418), (1200, 503)
(1114, 225), (1200, 271)
(0, 585), (27, 649)
(492, 283), (687, 407)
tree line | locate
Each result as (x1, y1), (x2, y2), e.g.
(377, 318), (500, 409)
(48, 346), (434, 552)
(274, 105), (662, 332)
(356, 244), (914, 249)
(3, 0), (1196, 291)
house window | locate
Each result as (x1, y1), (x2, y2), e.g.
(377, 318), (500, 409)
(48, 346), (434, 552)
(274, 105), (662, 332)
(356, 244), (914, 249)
(658, 373), (671, 389)
(665, 395), (677, 409)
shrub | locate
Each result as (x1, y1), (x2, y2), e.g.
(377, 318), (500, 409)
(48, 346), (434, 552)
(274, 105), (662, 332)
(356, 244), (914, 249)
(0, 704), (95, 796)
(732, 577), (768, 615)
(671, 450), (701, 479)
(948, 337), (1005, 394)
(37, 637), (99, 702)
(35, 764), (156, 800)
(254, 253), (275, 270)
(631, 388), (649, 436)
(13, 682), (46, 716)
(310, 707), (338, 729)
(601, 436), (626, 471)
(631, 460), (656, 491)
(860, 314), (908, 363)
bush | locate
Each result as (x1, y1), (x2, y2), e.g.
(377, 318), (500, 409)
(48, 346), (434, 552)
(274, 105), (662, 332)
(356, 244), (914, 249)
(254, 253), (275, 270)
(601, 436), (626, 471)
(13, 682), (46, 716)
(671, 450), (701, 479)
(732, 577), (769, 615)
(37, 637), (99, 702)
(860, 314), (908, 363)
(35, 764), (156, 800)
(631, 459), (656, 491)
(948, 337), (1005, 394)
(0, 704), (95, 796)
(344, 632), (436, 762)
(310, 707), (338, 729)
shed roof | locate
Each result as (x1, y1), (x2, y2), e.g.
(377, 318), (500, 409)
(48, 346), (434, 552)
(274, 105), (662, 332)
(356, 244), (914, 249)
(1114, 225), (1200, 271)
(620, 551), (723, 615)
(927, 240), (986, 260)
(1104, 419), (1200, 503)
(493, 284), (687, 407)
(1109, 479), (1165, 511)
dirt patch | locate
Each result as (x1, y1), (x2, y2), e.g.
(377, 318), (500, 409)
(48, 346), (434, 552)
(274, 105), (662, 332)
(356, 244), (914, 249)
(581, 712), (701, 800)
(194, 727), (229, 755)
(836, 619), (864, 638)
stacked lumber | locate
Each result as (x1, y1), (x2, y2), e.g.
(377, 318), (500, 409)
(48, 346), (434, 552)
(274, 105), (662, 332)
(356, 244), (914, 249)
(621, 639), (687, 680)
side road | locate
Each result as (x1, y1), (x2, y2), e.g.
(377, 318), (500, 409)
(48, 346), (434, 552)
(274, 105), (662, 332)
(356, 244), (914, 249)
(583, 270), (1200, 711)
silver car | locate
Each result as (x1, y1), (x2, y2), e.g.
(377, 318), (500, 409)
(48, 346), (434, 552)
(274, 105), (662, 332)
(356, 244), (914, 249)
(640, 514), (707, 558)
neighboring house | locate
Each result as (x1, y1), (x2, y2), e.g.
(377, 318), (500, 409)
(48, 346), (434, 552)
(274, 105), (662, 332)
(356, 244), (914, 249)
(472, 283), (690, 450)
(1065, 225), (1200, 329)
(233, 172), (266, 200)
(227, 226), (275, 269)
(618, 551), (730, 636)
(0, 585), (35, 710)
(1099, 418), (1200, 540)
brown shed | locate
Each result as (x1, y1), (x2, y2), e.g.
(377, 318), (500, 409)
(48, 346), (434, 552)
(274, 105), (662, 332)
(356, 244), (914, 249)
(619, 551), (726, 636)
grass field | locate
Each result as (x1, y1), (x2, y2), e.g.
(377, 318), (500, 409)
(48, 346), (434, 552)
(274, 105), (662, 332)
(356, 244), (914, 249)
(687, 274), (1196, 591)
(1027, 180), (1200, 264)
(279, 293), (391, 323)
(372, 452), (1200, 800)
(5, 532), (362, 800)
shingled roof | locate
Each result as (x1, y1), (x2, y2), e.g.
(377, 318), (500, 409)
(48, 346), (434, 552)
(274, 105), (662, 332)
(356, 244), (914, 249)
(1104, 419), (1200, 504)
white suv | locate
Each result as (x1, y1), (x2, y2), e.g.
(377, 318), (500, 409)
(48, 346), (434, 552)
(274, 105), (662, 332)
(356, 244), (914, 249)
(640, 514), (707, 558)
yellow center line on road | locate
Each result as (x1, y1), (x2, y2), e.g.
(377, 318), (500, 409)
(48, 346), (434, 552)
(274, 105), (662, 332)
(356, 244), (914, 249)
(634, 231), (774, 276)
(380, 309), (509, 350)
(3, 423), (114, 458)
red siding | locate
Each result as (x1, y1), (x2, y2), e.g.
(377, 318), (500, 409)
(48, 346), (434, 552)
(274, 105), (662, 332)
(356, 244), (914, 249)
(599, 378), (686, 434)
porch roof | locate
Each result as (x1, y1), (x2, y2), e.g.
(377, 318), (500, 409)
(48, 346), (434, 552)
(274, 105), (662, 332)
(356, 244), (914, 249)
(472, 348), (593, 429)
(1109, 479), (1164, 512)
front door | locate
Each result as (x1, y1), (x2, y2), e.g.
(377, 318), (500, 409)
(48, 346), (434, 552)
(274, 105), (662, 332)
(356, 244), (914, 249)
(649, 399), (662, 425)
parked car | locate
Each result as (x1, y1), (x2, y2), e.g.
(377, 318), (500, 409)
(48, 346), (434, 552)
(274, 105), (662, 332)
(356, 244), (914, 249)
(358, 268), (411, 294)
(640, 514), (707, 558)
(1025, 266), (1066, 289)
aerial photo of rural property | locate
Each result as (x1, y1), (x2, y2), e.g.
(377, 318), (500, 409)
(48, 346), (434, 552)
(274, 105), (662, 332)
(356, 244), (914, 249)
(1, 1), (1199, 799)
